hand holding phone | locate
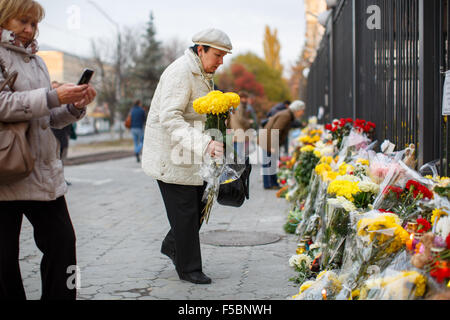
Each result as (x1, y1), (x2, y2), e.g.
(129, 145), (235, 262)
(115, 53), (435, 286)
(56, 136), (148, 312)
(77, 68), (94, 85)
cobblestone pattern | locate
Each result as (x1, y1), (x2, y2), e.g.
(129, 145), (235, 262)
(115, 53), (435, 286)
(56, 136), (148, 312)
(18, 157), (299, 300)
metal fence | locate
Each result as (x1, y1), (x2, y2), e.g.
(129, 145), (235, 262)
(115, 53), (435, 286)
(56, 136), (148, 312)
(306, 0), (449, 175)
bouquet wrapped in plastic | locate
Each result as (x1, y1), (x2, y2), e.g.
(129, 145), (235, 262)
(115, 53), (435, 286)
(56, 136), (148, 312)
(372, 159), (434, 222)
(338, 210), (410, 291)
(193, 90), (242, 223)
(292, 270), (343, 300)
(357, 269), (428, 300)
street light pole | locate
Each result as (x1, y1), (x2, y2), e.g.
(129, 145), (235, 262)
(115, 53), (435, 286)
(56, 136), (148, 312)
(87, 0), (123, 139)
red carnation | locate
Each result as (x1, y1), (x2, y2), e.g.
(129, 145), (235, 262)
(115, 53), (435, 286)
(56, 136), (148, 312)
(368, 121), (376, 128)
(346, 118), (353, 124)
(383, 185), (404, 199)
(430, 262), (450, 283)
(406, 180), (433, 200)
(416, 218), (431, 233)
(446, 234), (450, 250)
(325, 124), (333, 131)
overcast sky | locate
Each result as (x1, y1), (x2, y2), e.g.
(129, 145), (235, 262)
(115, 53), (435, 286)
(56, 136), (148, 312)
(37, 0), (307, 76)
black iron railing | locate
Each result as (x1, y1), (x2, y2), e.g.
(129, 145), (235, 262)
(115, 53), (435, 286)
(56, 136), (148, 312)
(306, 0), (449, 175)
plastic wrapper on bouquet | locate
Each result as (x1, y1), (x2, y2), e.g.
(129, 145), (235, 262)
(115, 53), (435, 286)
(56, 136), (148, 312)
(337, 210), (410, 291)
(292, 270), (343, 300)
(296, 172), (329, 240)
(319, 201), (353, 271)
(372, 156), (435, 223)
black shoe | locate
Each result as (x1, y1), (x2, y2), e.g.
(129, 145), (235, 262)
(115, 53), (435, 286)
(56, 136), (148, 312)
(177, 271), (212, 284)
(136, 153), (141, 163)
(161, 242), (176, 267)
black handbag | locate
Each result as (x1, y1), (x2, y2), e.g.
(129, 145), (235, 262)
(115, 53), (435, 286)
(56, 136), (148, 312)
(217, 163), (252, 207)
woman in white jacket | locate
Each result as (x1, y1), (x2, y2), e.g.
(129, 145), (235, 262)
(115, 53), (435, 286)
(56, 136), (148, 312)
(0, 0), (96, 300)
(142, 28), (231, 284)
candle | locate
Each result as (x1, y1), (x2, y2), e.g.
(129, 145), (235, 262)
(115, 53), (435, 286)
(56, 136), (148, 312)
(322, 289), (327, 300)
(406, 233), (414, 251)
(296, 243), (306, 255)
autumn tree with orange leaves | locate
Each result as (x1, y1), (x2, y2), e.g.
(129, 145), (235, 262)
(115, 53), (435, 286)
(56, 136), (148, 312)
(263, 25), (283, 74)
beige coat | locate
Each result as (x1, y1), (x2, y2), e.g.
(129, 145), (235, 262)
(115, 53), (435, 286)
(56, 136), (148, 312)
(0, 43), (85, 201)
(142, 49), (213, 186)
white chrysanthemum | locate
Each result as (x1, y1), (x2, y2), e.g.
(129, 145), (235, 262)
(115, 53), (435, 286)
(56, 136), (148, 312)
(328, 196), (357, 212)
(358, 181), (380, 194)
(436, 216), (450, 239)
(289, 254), (312, 269)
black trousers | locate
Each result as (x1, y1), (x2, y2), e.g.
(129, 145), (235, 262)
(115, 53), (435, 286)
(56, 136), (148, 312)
(0, 196), (77, 300)
(157, 180), (206, 274)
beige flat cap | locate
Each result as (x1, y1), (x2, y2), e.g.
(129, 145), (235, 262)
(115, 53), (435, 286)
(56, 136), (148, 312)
(192, 28), (233, 53)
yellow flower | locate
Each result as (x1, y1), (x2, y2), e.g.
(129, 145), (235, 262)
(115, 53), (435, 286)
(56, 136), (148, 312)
(320, 156), (333, 165)
(338, 162), (354, 176)
(324, 171), (338, 182)
(224, 92), (240, 109)
(314, 150), (322, 158)
(357, 214), (409, 253)
(300, 145), (315, 153)
(431, 208), (448, 226)
(351, 289), (360, 300)
(356, 158), (370, 166)
(299, 281), (315, 293)
(193, 91), (239, 115)
(327, 179), (360, 201)
(365, 271), (427, 298)
(315, 163), (332, 176)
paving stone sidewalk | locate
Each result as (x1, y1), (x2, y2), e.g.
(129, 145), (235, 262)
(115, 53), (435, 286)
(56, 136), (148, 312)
(18, 157), (299, 300)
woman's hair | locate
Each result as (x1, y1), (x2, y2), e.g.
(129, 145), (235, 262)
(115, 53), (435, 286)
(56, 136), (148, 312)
(0, 0), (45, 39)
(191, 44), (210, 55)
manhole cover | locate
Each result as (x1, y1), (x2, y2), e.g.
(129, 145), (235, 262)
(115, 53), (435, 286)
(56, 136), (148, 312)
(200, 230), (281, 247)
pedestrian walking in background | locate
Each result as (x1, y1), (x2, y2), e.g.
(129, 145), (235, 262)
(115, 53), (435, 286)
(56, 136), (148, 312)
(0, 0), (96, 300)
(129, 99), (146, 163)
(142, 28), (231, 285)
(259, 100), (305, 190)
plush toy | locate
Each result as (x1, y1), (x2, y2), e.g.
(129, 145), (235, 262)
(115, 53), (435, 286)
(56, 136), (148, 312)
(403, 144), (417, 169)
(411, 232), (435, 269)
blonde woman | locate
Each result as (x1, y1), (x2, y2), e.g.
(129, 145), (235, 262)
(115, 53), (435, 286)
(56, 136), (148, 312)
(0, 0), (96, 300)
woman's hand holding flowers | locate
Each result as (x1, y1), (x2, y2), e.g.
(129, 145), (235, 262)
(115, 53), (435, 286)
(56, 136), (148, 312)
(207, 140), (224, 159)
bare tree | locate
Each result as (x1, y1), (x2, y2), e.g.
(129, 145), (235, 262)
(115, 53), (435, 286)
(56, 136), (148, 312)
(162, 37), (188, 66)
(90, 26), (142, 128)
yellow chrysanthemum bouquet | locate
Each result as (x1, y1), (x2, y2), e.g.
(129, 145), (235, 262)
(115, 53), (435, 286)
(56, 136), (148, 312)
(348, 211), (410, 287)
(193, 90), (240, 223)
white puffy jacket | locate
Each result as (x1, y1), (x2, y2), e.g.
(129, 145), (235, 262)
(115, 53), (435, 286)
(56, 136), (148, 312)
(142, 49), (213, 186)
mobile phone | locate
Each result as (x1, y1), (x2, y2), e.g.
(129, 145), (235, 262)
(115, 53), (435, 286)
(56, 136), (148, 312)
(77, 69), (94, 85)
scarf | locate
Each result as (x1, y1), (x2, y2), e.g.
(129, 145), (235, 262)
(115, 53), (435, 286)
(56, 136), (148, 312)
(0, 28), (38, 54)
(189, 48), (214, 91)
